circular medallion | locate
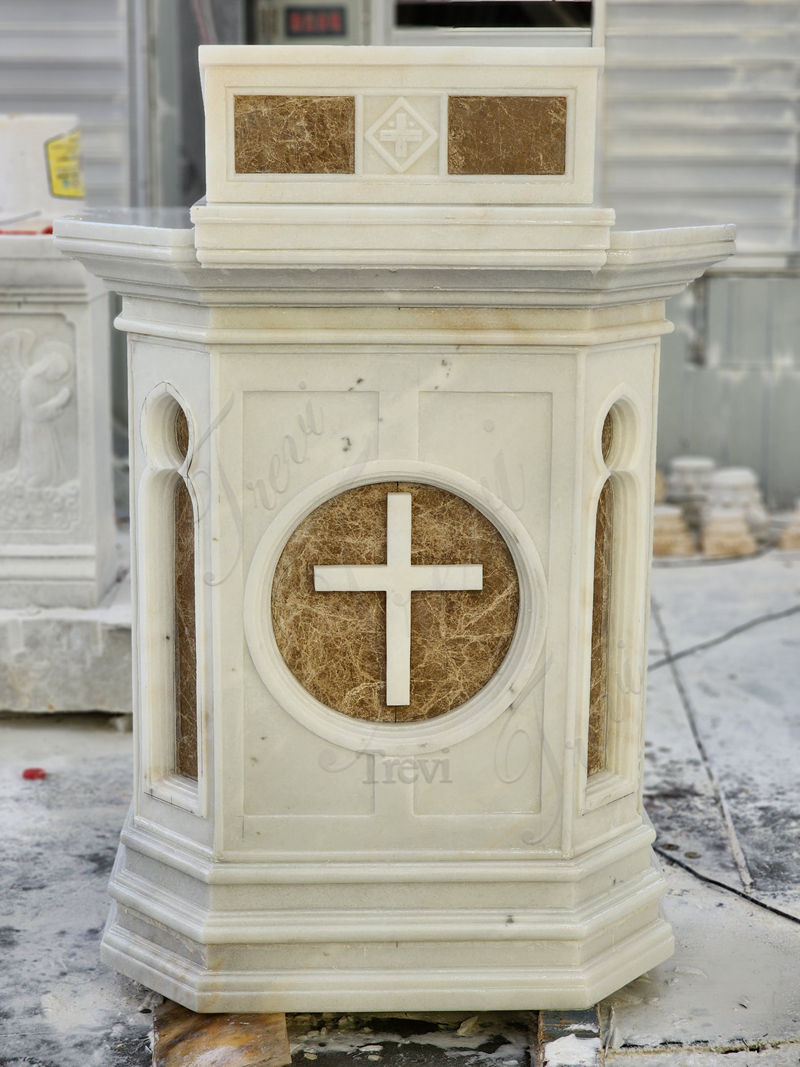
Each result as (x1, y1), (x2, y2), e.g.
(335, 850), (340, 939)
(244, 461), (546, 755)
(271, 481), (520, 722)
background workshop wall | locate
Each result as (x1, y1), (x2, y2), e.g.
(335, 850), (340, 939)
(0, 0), (131, 205)
(602, 0), (800, 508)
(2, 0), (799, 506)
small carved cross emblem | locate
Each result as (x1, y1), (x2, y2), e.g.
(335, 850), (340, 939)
(365, 97), (438, 174)
(379, 109), (424, 159)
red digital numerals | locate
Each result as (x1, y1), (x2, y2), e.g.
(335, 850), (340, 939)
(286, 6), (346, 36)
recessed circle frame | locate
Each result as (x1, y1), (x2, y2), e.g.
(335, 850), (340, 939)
(243, 460), (548, 757)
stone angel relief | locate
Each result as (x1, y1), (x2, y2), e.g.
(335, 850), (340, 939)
(0, 328), (79, 530)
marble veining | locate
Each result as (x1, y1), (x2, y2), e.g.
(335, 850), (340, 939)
(234, 94), (355, 174)
(173, 407), (197, 780)
(448, 96), (567, 176)
(588, 412), (615, 777)
(588, 479), (612, 776)
(271, 482), (520, 723)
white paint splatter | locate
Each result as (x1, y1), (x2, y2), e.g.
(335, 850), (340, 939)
(543, 1033), (601, 1066)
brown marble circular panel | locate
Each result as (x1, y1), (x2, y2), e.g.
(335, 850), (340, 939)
(271, 482), (520, 723)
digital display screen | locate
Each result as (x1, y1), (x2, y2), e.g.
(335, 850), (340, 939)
(285, 6), (348, 36)
(395, 2), (592, 29)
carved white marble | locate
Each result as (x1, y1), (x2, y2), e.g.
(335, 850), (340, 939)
(54, 46), (735, 1014)
(0, 236), (115, 610)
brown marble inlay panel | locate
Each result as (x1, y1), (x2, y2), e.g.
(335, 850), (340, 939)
(173, 406), (198, 780)
(271, 482), (520, 723)
(588, 477), (612, 776)
(234, 94), (355, 174)
(588, 409), (616, 777)
(448, 95), (567, 175)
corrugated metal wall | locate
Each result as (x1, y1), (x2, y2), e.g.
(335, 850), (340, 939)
(602, 0), (800, 507)
(653, 274), (800, 509)
(0, 0), (131, 208)
(602, 0), (800, 252)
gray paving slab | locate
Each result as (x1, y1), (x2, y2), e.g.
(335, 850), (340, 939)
(600, 864), (800, 1054)
(648, 550), (800, 919)
(606, 1044), (800, 1065)
(0, 713), (152, 1067)
(643, 660), (741, 886)
(666, 610), (800, 905)
(650, 552), (800, 658)
(648, 605), (669, 664)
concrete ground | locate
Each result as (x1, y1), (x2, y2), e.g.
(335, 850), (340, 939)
(1, 550), (799, 1067)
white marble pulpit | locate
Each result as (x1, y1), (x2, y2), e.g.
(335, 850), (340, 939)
(55, 46), (734, 1011)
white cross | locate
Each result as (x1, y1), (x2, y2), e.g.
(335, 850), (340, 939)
(313, 493), (483, 706)
(379, 111), (424, 160)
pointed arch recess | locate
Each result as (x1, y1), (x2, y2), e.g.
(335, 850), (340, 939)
(588, 410), (615, 777)
(173, 405), (198, 780)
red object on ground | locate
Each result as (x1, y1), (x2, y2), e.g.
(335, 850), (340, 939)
(22, 767), (47, 780)
(0, 225), (53, 235)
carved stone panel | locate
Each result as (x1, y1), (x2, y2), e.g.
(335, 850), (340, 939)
(0, 319), (79, 532)
(363, 96), (440, 176)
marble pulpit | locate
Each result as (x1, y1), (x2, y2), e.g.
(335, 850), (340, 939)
(55, 45), (734, 1011)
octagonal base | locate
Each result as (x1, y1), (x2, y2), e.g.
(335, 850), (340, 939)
(101, 813), (673, 1013)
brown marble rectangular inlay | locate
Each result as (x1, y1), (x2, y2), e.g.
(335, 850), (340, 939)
(234, 94), (355, 174)
(448, 95), (567, 176)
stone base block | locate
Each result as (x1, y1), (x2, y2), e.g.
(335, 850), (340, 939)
(780, 527), (800, 551)
(654, 469), (667, 506)
(0, 545), (117, 611)
(778, 505), (800, 550)
(702, 514), (757, 559)
(0, 534), (131, 712)
(666, 456), (716, 534)
(652, 505), (695, 557)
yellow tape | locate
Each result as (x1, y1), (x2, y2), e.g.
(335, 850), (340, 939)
(45, 128), (85, 199)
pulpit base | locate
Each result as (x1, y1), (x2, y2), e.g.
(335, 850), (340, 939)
(101, 814), (673, 1013)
